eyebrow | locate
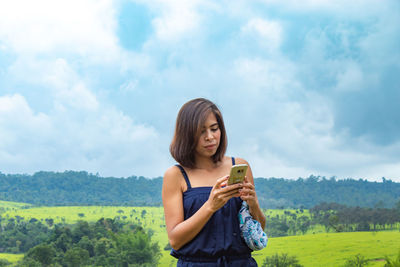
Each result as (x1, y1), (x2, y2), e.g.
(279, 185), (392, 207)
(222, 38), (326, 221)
(201, 122), (219, 129)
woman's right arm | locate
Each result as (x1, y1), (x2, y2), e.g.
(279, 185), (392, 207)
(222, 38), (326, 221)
(162, 166), (242, 250)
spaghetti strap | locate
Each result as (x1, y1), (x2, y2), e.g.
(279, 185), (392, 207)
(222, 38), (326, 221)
(231, 157), (236, 165)
(175, 164), (192, 189)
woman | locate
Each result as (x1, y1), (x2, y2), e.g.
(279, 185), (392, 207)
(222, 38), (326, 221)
(162, 98), (266, 266)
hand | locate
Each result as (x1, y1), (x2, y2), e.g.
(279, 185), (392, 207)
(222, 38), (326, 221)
(239, 177), (258, 209)
(206, 175), (243, 213)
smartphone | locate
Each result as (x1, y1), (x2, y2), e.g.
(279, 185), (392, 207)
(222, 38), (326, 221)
(228, 164), (248, 185)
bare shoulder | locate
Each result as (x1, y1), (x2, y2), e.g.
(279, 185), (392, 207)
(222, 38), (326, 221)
(163, 165), (183, 184)
(234, 157), (250, 166)
(164, 165), (181, 177)
(224, 156), (250, 165)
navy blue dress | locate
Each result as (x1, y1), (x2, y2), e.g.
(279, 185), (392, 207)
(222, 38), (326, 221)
(170, 158), (258, 267)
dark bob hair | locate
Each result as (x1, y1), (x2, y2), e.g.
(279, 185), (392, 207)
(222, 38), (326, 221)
(170, 98), (227, 168)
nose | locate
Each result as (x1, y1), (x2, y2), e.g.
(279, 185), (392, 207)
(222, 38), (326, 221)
(205, 129), (214, 140)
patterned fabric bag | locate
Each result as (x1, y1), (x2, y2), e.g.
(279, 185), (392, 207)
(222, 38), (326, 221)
(238, 201), (268, 250)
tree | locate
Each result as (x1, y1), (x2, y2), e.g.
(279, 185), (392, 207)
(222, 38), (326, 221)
(26, 244), (56, 266)
(94, 237), (113, 256)
(262, 253), (303, 267)
(45, 218), (54, 228)
(54, 232), (72, 253)
(266, 216), (290, 237)
(63, 247), (89, 267)
(0, 259), (10, 267)
(77, 236), (94, 257)
(15, 258), (42, 267)
(384, 250), (400, 267)
(112, 229), (160, 266)
(141, 209), (147, 219)
(343, 254), (370, 267)
(72, 221), (91, 242)
(296, 216), (311, 235)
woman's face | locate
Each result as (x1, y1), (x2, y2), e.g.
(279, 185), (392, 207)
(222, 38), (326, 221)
(195, 112), (221, 158)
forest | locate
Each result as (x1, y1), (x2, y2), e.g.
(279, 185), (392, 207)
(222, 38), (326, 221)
(0, 217), (160, 266)
(265, 201), (400, 237)
(0, 171), (399, 208)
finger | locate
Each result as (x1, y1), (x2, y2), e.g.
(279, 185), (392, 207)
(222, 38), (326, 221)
(221, 183), (243, 194)
(212, 192), (238, 209)
(240, 195), (256, 201)
(214, 175), (229, 188)
(240, 185), (256, 198)
(220, 190), (241, 201)
(239, 186), (255, 194)
(218, 184), (242, 195)
(241, 183), (255, 191)
(223, 188), (241, 197)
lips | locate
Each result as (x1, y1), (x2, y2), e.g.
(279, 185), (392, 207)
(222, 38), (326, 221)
(204, 144), (216, 150)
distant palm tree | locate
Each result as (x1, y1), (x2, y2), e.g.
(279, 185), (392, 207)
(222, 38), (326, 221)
(343, 254), (370, 267)
(262, 253), (303, 267)
(384, 250), (400, 267)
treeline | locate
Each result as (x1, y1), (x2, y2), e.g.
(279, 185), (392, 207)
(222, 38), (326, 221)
(255, 176), (400, 208)
(310, 202), (400, 232)
(0, 171), (399, 208)
(265, 201), (400, 237)
(0, 171), (162, 206)
(1, 217), (160, 266)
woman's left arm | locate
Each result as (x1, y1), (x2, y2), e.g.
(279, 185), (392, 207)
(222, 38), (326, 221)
(236, 158), (266, 229)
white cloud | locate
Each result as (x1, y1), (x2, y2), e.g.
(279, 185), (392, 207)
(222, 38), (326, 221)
(0, 56), (166, 177)
(49, 105), (165, 177)
(236, 93), (400, 181)
(150, 0), (202, 43)
(0, 1), (170, 177)
(334, 62), (364, 92)
(261, 0), (385, 16)
(6, 57), (99, 111)
(227, 52), (400, 181)
(355, 161), (400, 181)
(0, 92), (166, 177)
(241, 18), (283, 52)
(233, 57), (298, 98)
(0, 0), (119, 62)
(119, 79), (139, 93)
(0, 94), (53, 164)
(0, 94), (51, 137)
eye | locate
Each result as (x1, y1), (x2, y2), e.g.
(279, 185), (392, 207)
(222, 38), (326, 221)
(211, 126), (219, 132)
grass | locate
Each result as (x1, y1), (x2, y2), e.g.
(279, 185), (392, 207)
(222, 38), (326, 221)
(0, 200), (32, 209)
(253, 231), (400, 267)
(0, 253), (24, 265)
(1, 202), (399, 266)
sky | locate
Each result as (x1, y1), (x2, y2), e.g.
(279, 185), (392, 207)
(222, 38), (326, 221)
(0, 0), (399, 181)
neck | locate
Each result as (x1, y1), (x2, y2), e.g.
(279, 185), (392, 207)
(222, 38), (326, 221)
(194, 155), (218, 170)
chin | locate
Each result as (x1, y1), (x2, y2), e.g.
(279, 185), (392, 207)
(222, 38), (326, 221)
(201, 150), (216, 158)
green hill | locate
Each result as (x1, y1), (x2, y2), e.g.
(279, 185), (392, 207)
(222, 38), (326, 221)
(0, 171), (399, 208)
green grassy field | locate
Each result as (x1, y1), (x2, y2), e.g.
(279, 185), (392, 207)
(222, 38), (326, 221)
(0, 200), (32, 209)
(1, 202), (399, 266)
(0, 253), (24, 265)
(253, 231), (400, 267)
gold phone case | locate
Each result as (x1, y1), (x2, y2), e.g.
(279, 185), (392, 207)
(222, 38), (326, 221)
(228, 164), (248, 185)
